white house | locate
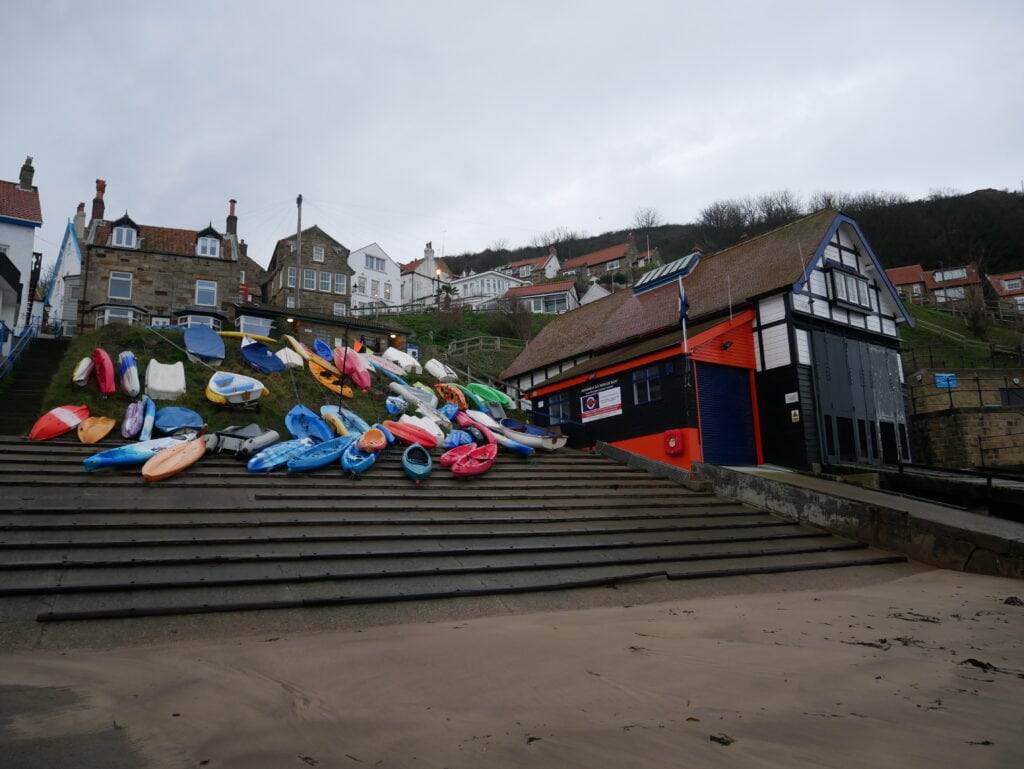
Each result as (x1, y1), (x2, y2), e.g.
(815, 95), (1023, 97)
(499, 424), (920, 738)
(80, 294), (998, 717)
(501, 248), (560, 281)
(0, 157), (43, 346)
(348, 242), (401, 316)
(452, 268), (529, 309)
(400, 242), (453, 309)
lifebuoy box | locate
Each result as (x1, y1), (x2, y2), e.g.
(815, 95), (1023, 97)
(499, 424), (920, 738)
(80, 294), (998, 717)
(664, 429), (684, 456)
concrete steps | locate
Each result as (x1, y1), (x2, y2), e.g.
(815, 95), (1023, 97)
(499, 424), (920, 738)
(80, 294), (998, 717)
(0, 436), (905, 623)
(0, 337), (69, 435)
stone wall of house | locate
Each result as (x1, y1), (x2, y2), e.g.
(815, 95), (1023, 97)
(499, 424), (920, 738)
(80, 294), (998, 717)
(265, 228), (353, 316)
(80, 246), (241, 330)
(910, 407), (1024, 469)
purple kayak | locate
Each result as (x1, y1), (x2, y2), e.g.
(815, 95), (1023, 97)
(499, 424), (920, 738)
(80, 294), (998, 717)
(121, 400), (144, 439)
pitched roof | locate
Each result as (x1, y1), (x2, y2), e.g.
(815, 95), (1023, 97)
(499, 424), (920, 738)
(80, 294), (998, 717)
(507, 254), (552, 270)
(90, 221), (233, 259)
(503, 279), (577, 299)
(922, 263), (980, 290)
(400, 257), (451, 276)
(502, 209), (840, 379)
(0, 179), (42, 224)
(885, 264), (926, 286)
(561, 243), (630, 270)
(987, 270), (1024, 297)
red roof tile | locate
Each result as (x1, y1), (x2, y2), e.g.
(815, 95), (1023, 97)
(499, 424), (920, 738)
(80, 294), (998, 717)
(0, 179), (42, 224)
(922, 263), (980, 290)
(507, 255), (550, 270)
(90, 221), (232, 259)
(503, 279), (576, 299)
(987, 271), (1024, 297)
(885, 264), (926, 286)
(561, 243), (629, 270)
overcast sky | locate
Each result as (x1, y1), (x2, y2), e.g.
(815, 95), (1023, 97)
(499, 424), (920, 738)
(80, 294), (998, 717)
(4, 1), (1022, 270)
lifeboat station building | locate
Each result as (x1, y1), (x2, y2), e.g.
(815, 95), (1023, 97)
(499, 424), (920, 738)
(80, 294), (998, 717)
(501, 209), (915, 471)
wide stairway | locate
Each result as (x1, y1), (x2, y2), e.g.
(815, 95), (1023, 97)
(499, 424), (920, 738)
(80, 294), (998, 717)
(0, 336), (70, 435)
(0, 438), (905, 624)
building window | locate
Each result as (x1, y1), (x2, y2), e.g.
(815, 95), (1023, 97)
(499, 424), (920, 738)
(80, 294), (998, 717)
(303, 269), (316, 290)
(605, 259), (620, 270)
(99, 307), (138, 326)
(108, 271), (132, 300)
(313, 246), (325, 263)
(357, 276), (367, 294)
(112, 226), (137, 248)
(151, 316), (171, 327)
(519, 265), (532, 277)
(319, 271), (331, 292)
(548, 392), (571, 425)
(197, 236), (219, 258)
(287, 267), (297, 288)
(178, 314), (221, 330)
(1004, 278), (1022, 291)
(286, 296), (296, 309)
(365, 254), (385, 271)
(334, 273), (347, 294)
(333, 302), (347, 316)
(195, 280), (217, 306)
(632, 365), (661, 405)
(238, 315), (274, 337)
(936, 286), (965, 302)
(383, 282), (392, 300)
(934, 268), (967, 282)
(543, 295), (568, 313)
(371, 279), (380, 298)
(831, 271), (872, 310)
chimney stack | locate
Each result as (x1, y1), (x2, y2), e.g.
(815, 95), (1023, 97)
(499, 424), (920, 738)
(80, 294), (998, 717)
(18, 156), (35, 190)
(91, 179), (106, 221)
(73, 202), (86, 239)
(226, 198), (238, 235)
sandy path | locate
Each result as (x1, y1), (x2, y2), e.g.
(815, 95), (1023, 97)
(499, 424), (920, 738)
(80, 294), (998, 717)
(1, 568), (1022, 768)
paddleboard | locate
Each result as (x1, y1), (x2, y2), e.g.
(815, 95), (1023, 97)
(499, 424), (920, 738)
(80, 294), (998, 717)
(142, 435), (209, 482)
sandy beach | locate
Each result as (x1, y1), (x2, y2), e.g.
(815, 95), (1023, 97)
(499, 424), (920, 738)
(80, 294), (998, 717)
(1, 565), (1022, 768)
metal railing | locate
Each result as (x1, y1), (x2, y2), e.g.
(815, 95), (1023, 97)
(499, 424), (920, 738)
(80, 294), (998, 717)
(903, 343), (1024, 371)
(0, 320), (40, 381)
(907, 372), (1024, 413)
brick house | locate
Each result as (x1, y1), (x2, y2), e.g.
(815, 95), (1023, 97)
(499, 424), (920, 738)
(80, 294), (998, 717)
(559, 234), (660, 285)
(884, 264), (928, 301)
(77, 181), (257, 332)
(986, 270), (1024, 313)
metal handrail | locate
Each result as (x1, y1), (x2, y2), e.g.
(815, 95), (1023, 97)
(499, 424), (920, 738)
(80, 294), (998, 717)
(0, 321), (40, 381)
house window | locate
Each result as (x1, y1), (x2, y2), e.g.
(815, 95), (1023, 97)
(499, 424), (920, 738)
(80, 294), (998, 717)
(934, 268), (967, 282)
(195, 280), (218, 306)
(333, 302), (347, 316)
(303, 269), (315, 290)
(239, 270), (245, 285)
(108, 271), (132, 300)
(1005, 278), (1022, 291)
(365, 254), (385, 271)
(238, 315), (274, 337)
(313, 246), (325, 263)
(178, 314), (221, 330)
(548, 392), (571, 425)
(520, 265), (532, 277)
(543, 295), (568, 313)
(112, 226), (137, 248)
(151, 316), (171, 327)
(936, 286), (965, 302)
(287, 267), (297, 288)
(632, 365), (661, 405)
(384, 282), (392, 300)
(197, 236), (219, 258)
(286, 296), (296, 309)
(357, 276), (367, 294)
(371, 279), (380, 298)
(831, 271), (872, 310)
(319, 271), (331, 292)
(605, 260), (620, 270)
(99, 307), (138, 326)
(334, 273), (347, 294)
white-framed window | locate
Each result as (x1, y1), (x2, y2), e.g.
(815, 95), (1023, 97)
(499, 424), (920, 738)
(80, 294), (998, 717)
(1004, 278), (1022, 291)
(195, 280), (217, 306)
(936, 286), (966, 302)
(831, 271), (872, 310)
(313, 245), (325, 263)
(238, 315), (274, 337)
(197, 236), (219, 258)
(334, 273), (347, 294)
(371, 279), (380, 298)
(365, 254), (385, 271)
(333, 302), (347, 316)
(319, 271), (331, 292)
(934, 268), (967, 282)
(112, 226), (137, 248)
(605, 260), (620, 270)
(178, 314), (221, 330)
(383, 282), (392, 300)
(357, 276), (367, 294)
(151, 316), (171, 327)
(303, 269), (315, 290)
(519, 265), (532, 277)
(239, 270), (246, 285)
(632, 364), (662, 405)
(287, 267), (297, 288)
(1016, 296), (1024, 310)
(286, 296), (296, 309)
(99, 307), (138, 326)
(108, 271), (132, 300)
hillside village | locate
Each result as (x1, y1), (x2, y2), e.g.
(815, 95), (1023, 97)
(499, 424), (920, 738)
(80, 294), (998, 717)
(2, 156), (1023, 476)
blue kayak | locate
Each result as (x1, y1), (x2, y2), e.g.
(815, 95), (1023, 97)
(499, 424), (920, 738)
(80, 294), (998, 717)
(84, 434), (191, 471)
(184, 325), (225, 364)
(287, 435), (355, 473)
(154, 406), (204, 434)
(241, 340), (286, 374)
(341, 439), (377, 474)
(139, 396), (156, 441)
(247, 437), (315, 472)
(285, 404), (334, 443)
(312, 338), (334, 362)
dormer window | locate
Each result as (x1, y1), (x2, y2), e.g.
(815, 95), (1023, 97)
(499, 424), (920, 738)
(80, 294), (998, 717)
(112, 226), (137, 248)
(197, 236), (220, 258)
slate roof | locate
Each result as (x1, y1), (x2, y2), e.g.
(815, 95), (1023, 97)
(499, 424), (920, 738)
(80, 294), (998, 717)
(90, 221), (233, 259)
(503, 279), (577, 299)
(561, 243), (630, 270)
(0, 179), (42, 224)
(502, 208), (839, 380)
(507, 254), (552, 270)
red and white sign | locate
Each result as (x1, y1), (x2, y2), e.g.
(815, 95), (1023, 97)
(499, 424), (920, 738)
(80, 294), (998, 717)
(581, 386), (622, 423)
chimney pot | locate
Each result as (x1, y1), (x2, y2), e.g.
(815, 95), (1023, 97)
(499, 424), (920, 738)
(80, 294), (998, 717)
(226, 199), (238, 235)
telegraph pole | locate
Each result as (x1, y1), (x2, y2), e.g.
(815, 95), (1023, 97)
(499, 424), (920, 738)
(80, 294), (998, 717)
(295, 194), (303, 310)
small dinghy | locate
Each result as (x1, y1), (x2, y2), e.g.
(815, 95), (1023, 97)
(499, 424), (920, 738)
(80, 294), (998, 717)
(209, 424), (280, 457)
(28, 405), (89, 441)
(497, 418), (568, 451)
(146, 360), (186, 400)
(241, 338), (286, 374)
(205, 371), (268, 405)
(184, 325), (225, 365)
(118, 351), (140, 397)
(341, 439), (377, 475)
(77, 416), (116, 444)
(402, 442), (432, 483)
(275, 346), (304, 369)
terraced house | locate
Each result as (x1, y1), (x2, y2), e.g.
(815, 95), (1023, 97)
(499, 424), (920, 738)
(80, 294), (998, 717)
(0, 157), (43, 343)
(503, 209), (915, 471)
(75, 181), (259, 333)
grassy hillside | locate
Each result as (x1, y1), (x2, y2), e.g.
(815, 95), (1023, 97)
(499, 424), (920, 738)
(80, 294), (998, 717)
(900, 304), (1023, 368)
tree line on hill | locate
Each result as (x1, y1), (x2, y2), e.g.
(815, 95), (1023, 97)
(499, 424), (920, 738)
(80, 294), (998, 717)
(445, 187), (1024, 278)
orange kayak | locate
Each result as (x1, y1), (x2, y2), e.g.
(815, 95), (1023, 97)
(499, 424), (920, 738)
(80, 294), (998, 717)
(356, 427), (388, 452)
(142, 435), (208, 482)
(308, 359), (354, 398)
(77, 416), (116, 444)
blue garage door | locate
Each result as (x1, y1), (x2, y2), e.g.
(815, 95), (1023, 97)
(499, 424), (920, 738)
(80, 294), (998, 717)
(697, 362), (757, 465)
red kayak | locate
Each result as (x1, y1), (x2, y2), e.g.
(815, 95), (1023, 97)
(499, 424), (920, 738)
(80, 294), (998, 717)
(451, 442), (498, 478)
(381, 419), (438, 449)
(333, 347), (372, 392)
(92, 348), (116, 395)
(454, 411), (497, 444)
(440, 443), (477, 467)
(28, 405), (90, 441)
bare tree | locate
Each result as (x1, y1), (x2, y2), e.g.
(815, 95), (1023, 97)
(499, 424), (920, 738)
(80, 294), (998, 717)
(808, 190), (854, 212)
(529, 226), (586, 248)
(632, 207), (663, 229)
(753, 190), (802, 227)
(491, 237), (510, 253)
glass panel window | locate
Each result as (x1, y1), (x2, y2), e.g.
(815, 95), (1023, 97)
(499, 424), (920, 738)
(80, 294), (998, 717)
(238, 316), (274, 337)
(195, 280), (217, 306)
(177, 314), (220, 330)
(371, 279), (380, 298)
(312, 246), (325, 263)
(151, 316), (170, 327)
(358, 276), (367, 294)
(286, 296), (296, 309)
(548, 392), (571, 425)
(303, 269), (316, 290)
(100, 307), (136, 326)
(606, 260), (619, 270)
(1005, 278), (1022, 291)
(319, 271), (331, 292)
(197, 236), (219, 258)
(287, 267), (297, 288)
(112, 227), (137, 248)
(108, 271), (132, 300)
(632, 364), (661, 405)
(333, 302), (347, 316)
(383, 282), (392, 300)
(365, 254), (385, 271)
(334, 273), (347, 294)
